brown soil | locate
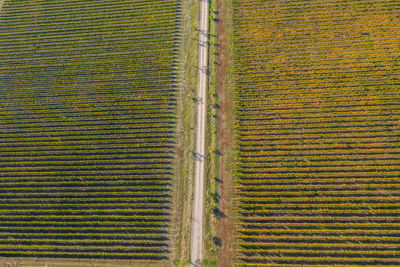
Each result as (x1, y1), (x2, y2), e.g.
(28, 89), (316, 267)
(216, 0), (235, 266)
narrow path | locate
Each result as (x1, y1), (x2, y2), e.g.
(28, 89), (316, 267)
(191, 0), (209, 265)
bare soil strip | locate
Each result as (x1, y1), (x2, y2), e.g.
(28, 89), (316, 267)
(217, 0), (236, 266)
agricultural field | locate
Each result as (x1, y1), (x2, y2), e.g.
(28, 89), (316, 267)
(232, 0), (400, 265)
(0, 0), (181, 262)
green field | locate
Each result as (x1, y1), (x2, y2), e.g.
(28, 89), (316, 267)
(0, 0), (180, 261)
(232, 0), (400, 265)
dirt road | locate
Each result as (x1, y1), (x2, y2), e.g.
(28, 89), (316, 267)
(190, 0), (209, 265)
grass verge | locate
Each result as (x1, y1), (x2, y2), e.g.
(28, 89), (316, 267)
(172, 0), (200, 266)
(202, 0), (219, 265)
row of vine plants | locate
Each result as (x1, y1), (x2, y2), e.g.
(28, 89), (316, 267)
(232, 0), (400, 265)
(0, 0), (181, 261)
